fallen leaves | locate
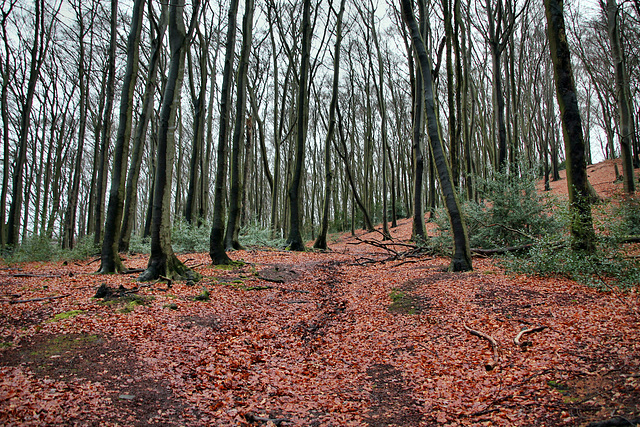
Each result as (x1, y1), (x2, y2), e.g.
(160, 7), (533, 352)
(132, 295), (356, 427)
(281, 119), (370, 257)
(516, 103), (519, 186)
(0, 214), (639, 425)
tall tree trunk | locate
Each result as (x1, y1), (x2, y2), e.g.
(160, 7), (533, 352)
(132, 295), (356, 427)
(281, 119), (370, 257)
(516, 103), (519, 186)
(225, 0), (254, 251)
(286, 0), (311, 251)
(119, 0), (168, 252)
(98, 0), (144, 273)
(185, 28), (208, 224)
(93, 0), (118, 246)
(401, 0), (472, 272)
(139, 0), (201, 281)
(607, 0), (636, 194)
(545, 0), (596, 252)
(0, 1), (16, 248)
(63, 0), (90, 249)
(7, 0), (46, 248)
(209, 0), (239, 264)
(314, 0), (345, 250)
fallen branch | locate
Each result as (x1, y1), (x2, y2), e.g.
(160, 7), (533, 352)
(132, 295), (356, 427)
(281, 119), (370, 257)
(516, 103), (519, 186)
(471, 240), (565, 256)
(464, 323), (501, 370)
(11, 273), (62, 278)
(258, 276), (285, 284)
(7, 294), (70, 304)
(514, 326), (547, 350)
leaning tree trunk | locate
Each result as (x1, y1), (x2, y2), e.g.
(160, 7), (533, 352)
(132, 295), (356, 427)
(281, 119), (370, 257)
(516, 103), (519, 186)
(139, 0), (201, 282)
(401, 0), (472, 272)
(545, 0), (596, 252)
(209, 0), (239, 265)
(607, 0), (636, 194)
(225, 0), (254, 251)
(286, 0), (312, 251)
(314, 0), (345, 250)
(98, 0), (145, 273)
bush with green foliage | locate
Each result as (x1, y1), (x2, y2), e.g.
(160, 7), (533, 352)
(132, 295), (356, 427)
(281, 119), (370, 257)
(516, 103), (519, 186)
(5, 235), (63, 263)
(430, 166), (560, 253)
(239, 222), (287, 248)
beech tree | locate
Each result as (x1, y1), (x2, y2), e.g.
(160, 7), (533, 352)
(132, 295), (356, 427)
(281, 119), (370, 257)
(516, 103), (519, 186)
(545, 0), (596, 252)
(210, 0), (239, 265)
(286, 0), (311, 251)
(401, 0), (473, 272)
(98, 0), (145, 273)
(139, 0), (201, 281)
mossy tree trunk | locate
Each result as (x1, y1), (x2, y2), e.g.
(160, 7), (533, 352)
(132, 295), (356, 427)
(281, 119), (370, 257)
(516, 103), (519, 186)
(544, 0), (596, 252)
(139, 0), (201, 282)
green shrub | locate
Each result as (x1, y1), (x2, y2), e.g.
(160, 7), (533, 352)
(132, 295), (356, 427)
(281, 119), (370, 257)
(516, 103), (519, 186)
(239, 222), (287, 248)
(429, 166), (560, 253)
(63, 235), (100, 262)
(171, 218), (211, 253)
(5, 235), (62, 263)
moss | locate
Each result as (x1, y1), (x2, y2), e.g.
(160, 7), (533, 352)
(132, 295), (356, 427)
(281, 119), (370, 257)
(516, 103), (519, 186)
(30, 334), (100, 359)
(51, 310), (84, 322)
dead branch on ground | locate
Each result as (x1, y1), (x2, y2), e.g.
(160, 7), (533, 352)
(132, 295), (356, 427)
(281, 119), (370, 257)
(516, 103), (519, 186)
(514, 326), (547, 350)
(464, 323), (501, 370)
(6, 294), (70, 304)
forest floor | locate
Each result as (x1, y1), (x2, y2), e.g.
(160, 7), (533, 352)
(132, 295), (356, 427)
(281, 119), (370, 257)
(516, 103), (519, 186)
(1, 159), (639, 426)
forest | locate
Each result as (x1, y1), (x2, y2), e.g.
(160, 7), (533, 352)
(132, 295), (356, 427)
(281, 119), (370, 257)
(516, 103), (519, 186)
(1, 0), (640, 425)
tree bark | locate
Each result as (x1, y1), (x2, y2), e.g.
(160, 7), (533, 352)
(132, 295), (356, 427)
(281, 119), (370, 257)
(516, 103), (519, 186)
(98, 0), (145, 273)
(139, 0), (201, 281)
(93, 0), (118, 247)
(545, 0), (596, 252)
(606, 0), (636, 194)
(401, 0), (472, 272)
(119, 0), (167, 252)
(225, 0), (254, 251)
(314, 0), (345, 250)
(209, 0), (239, 264)
(286, 0), (311, 251)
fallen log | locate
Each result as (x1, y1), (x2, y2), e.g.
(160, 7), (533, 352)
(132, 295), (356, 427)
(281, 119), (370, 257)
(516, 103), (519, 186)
(464, 323), (501, 370)
(7, 294), (70, 304)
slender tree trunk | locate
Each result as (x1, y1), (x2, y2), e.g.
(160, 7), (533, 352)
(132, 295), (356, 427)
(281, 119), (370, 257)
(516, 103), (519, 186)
(545, 0), (596, 252)
(314, 0), (345, 249)
(225, 0), (254, 251)
(286, 0), (311, 251)
(607, 0), (635, 194)
(120, 0), (167, 252)
(185, 28), (208, 224)
(98, 0), (144, 273)
(209, 0), (239, 264)
(401, 0), (472, 272)
(7, 0), (46, 248)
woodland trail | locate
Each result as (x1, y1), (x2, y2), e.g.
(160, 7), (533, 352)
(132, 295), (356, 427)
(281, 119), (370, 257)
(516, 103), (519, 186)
(1, 229), (639, 426)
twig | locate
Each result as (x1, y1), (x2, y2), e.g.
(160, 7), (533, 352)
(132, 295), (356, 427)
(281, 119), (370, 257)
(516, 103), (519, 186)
(464, 323), (501, 370)
(7, 294), (70, 304)
(122, 268), (145, 274)
(87, 257), (101, 266)
(514, 326), (547, 350)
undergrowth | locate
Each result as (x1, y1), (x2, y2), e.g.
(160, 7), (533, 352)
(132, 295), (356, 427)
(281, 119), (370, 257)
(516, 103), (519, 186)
(430, 166), (640, 290)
